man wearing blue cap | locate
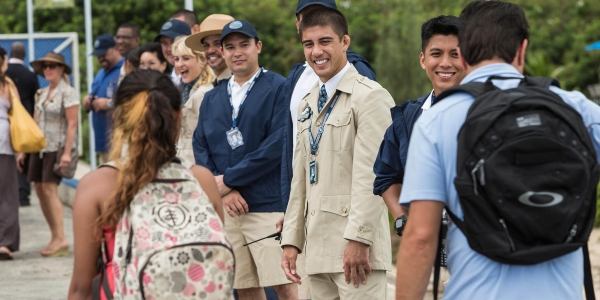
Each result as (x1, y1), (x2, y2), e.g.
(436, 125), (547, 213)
(192, 20), (296, 300)
(155, 19), (191, 88)
(276, 1), (378, 298)
(82, 34), (122, 163)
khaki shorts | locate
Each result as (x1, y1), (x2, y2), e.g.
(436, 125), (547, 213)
(225, 212), (289, 289)
(309, 271), (387, 300)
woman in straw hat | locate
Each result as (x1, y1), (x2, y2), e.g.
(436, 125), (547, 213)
(0, 46), (22, 260)
(18, 52), (79, 257)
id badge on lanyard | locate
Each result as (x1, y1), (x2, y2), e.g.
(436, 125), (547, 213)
(226, 68), (263, 149)
(307, 90), (342, 185)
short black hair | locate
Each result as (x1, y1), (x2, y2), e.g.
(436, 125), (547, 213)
(171, 9), (199, 28)
(119, 22), (140, 38)
(421, 15), (460, 52)
(139, 42), (171, 74)
(298, 7), (348, 41)
(459, 1), (529, 66)
(10, 42), (26, 60)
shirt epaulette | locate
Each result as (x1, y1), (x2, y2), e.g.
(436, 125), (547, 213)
(356, 75), (381, 90)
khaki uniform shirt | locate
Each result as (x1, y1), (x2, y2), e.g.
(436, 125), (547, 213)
(215, 68), (232, 84)
(281, 66), (394, 274)
(177, 82), (213, 163)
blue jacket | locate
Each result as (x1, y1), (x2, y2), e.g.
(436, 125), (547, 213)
(372, 94), (428, 196)
(280, 50), (377, 209)
(90, 59), (123, 152)
(193, 70), (287, 212)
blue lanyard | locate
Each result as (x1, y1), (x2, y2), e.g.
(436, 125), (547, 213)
(227, 68), (263, 128)
(308, 90), (342, 155)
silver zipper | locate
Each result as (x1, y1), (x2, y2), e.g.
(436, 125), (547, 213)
(565, 224), (578, 243)
(471, 159), (485, 194)
(499, 218), (516, 251)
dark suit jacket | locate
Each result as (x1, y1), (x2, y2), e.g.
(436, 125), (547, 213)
(6, 63), (39, 116)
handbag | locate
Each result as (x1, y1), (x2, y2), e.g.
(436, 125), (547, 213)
(51, 89), (78, 179)
(7, 86), (46, 153)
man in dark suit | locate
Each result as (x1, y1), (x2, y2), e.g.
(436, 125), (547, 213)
(5, 41), (40, 207)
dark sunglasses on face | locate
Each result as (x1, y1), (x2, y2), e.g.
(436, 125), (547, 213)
(43, 63), (59, 69)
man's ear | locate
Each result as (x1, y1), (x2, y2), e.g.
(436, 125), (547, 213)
(256, 40), (263, 54)
(517, 39), (528, 68)
(420, 52), (426, 70)
(343, 35), (351, 51)
(457, 47), (468, 71)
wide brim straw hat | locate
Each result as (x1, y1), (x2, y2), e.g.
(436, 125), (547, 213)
(185, 14), (235, 52)
(30, 52), (72, 76)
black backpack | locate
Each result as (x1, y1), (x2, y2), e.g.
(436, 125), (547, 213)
(435, 76), (599, 298)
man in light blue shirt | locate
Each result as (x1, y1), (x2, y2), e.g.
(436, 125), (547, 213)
(396, 2), (600, 299)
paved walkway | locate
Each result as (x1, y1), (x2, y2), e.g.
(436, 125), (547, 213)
(0, 192), (74, 299)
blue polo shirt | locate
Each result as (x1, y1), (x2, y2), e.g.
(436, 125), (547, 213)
(90, 58), (123, 152)
(400, 63), (600, 299)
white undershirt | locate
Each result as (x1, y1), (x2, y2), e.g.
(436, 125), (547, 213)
(421, 90), (435, 111)
(229, 68), (262, 115)
(290, 63), (319, 159)
(170, 69), (181, 88)
(318, 62), (351, 105)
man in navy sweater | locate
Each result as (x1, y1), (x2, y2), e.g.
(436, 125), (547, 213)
(192, 20), (296, 300)
(373, 15), (464, 222)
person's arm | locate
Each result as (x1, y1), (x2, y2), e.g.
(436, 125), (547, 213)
(68, 168), (116, 300)
(382, 183), (405, 219)
(280, 110), (309, 285)
(396, 200), (443, 299)
(222, 82), (287, 189)
(192, 99), (218, 173)
(191, 165), (224, 222)
(343, 88), (394, 285)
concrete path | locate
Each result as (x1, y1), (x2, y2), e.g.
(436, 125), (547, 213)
(0, 192), (73, 299)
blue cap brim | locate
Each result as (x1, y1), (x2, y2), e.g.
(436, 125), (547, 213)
(90, 48), (108, 56)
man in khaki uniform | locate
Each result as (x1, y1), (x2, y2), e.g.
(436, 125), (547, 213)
(281, 7), (393, 299)
(186, 14), (235, 85)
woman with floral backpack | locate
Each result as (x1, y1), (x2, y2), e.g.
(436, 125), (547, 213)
(68, 70), (232, 300)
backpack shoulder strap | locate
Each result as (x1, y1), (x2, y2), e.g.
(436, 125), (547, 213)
(523, 76), (561, 89)
(583, 244), (596, 300)
(435, 82), (487, 105)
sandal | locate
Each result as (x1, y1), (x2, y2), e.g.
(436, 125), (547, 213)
(0, 247), (13, 261)
(41, 245), (69, 258)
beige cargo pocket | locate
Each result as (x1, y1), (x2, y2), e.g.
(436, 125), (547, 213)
(320, 195), (351, 257)
(324, 113), (353, 151)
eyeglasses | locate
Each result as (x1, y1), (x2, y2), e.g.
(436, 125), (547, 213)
(43, 63), (59, 69)
(115, 35), (134, 40)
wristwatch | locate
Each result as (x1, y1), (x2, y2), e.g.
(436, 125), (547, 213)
(394, 215), (408, 236)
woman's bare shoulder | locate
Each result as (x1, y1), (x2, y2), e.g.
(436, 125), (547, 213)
(75, 167), (119, 207)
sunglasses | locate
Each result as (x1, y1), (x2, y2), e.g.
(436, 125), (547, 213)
(42, 63), (59, 69)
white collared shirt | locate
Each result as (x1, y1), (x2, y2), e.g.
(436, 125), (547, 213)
(421, 90), (435, 111)
(318, 62), (351, 102)
(290, 63), (319, 158)
(170, 69), (181, 88)
(8, 58), (24, 65)
(229, 68), (262, 115)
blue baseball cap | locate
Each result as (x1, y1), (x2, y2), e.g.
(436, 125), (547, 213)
(90, 34), (116, 56)
(296, 0), (337, 15)
(154, 19), (191, 42)
(220, 20), (259, 42)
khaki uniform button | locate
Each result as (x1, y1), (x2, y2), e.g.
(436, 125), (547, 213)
(359, 228), (364, 234)
(317, 121), (321, 126)
(336, 119), (340, 125)
(342, 207), (347, 214)
(311, 210), (315, 216)
(359, 77), (364, 82)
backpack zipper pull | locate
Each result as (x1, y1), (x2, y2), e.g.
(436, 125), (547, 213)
(471, 159), (485, 194)
(479, 159), (486, 186)
(499, 218), (516, 251)
(565, 224), (578, 243)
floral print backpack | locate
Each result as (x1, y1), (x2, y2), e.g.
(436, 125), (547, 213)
(111, 160), (234, 300)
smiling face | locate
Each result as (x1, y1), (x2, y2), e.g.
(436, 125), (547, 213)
(42, 62), (65, 83)
(420, 34), (465, 96)
(301, 25), (350, 83)
(202, 34), (226, 74)
(174, 49), (204, 84)
(115, 27), (139, 56)
(220, 33), (261, 79)
(160, 36), (176, 66)
(139, 51), (167, 73)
